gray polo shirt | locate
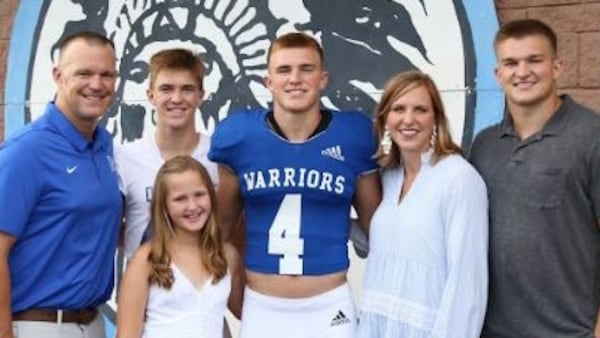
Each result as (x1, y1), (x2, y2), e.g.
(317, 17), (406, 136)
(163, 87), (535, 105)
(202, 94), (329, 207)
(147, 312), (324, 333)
(470, 95), (600, 338)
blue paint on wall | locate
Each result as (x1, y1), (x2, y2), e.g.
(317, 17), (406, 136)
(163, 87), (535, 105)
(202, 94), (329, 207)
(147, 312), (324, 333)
(464, 0), (504, 136)
(4, 1), (43, 138)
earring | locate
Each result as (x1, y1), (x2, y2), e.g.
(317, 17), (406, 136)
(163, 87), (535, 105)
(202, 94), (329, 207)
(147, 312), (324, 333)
(430, 124), (438, 150)
(380, 128), (392, 155)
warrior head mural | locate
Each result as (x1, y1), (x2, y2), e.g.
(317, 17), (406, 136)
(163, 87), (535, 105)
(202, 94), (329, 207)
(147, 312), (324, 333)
(10, 0), (502, 147)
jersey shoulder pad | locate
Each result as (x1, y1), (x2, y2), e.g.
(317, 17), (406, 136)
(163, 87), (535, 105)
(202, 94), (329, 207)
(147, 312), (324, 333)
(333, 110), (376, 148)
(209, 108), (266, 164)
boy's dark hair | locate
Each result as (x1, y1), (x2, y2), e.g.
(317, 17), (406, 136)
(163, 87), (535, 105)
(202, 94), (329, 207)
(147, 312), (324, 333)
(149, 48), (205, 90)
(494, 19), (557, 55)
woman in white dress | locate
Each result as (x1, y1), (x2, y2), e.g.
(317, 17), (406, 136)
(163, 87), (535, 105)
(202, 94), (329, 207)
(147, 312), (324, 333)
(357, 71), (488, 337)
(116, 155), (243, 338)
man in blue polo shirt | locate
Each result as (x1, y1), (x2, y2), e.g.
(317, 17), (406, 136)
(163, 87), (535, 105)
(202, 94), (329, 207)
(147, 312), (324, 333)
(0, 31), (121, 338)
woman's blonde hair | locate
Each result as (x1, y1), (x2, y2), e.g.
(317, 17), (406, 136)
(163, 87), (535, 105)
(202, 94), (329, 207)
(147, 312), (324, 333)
(147, 155), (227, 289)
(374, 70), (461, 168)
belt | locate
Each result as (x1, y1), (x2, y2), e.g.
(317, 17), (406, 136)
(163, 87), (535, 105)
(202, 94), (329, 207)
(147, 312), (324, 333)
(12, 308), (98, 324)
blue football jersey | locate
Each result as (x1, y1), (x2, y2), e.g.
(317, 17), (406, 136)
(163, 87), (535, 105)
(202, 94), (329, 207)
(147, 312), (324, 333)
(209, 109), (377, 275)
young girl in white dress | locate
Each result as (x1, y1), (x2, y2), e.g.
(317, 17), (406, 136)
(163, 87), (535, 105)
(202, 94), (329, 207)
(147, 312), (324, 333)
(117, 155), (243, 338)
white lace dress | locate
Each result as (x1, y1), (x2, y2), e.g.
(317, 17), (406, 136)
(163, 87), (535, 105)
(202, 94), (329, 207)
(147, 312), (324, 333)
(357, 154), (488, 338)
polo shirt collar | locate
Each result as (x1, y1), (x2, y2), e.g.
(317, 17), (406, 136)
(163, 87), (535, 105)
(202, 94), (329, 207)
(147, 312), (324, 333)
(500, 116), (516, 138)
(499, 95), (573, 139)
(45, 102), (109, 152)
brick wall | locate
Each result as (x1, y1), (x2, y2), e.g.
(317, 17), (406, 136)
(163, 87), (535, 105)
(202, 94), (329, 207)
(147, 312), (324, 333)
(496, 0), (600, 112)
(0, 1), (599, 141)
(0, 0), (18, 142)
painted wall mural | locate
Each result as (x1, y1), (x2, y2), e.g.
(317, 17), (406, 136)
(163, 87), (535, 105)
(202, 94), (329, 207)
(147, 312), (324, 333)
(4, 0), (503, 336)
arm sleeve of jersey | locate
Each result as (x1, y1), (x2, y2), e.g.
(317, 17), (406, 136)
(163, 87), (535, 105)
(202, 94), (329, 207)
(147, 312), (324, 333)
(432, 163), (488, 338)
(0, 140), (43, 238)
(348, 112), (378, 175)
(208, 111), (248, 169)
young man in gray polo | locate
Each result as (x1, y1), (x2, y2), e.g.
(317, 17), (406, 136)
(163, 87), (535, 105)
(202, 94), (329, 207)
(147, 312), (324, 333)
(470, 19), (600, 337)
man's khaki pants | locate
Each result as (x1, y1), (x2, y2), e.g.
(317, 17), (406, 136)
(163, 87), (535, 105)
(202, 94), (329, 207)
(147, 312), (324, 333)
(12, 313), (104, 338)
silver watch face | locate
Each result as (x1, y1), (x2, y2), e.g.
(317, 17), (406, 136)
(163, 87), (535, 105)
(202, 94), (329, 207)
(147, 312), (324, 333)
(4, 0), (502, 334)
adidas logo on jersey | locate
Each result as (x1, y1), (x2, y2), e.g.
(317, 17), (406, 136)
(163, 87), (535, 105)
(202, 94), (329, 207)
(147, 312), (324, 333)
(321, 145), (345, 161)
(330, 310), (351, 327)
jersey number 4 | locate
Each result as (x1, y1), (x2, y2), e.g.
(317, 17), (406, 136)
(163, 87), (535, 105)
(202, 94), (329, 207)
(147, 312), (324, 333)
(268, 194), (304, 275)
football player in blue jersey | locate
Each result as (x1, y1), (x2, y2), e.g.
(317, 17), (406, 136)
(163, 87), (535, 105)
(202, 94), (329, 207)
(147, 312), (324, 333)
(209, 32), (381, 338)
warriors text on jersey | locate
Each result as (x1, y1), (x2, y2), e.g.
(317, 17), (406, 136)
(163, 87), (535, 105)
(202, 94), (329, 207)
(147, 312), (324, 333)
(209, 109), (377, 275)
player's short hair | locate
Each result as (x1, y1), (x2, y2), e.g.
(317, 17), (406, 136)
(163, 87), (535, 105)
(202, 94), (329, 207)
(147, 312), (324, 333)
(149, 48), (205, 90)
(494, 19), (558, 55)
(267, 32), (324, 66)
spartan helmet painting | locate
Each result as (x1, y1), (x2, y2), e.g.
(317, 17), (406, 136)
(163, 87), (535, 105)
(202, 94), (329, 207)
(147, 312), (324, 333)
(19, 0), (501, 147)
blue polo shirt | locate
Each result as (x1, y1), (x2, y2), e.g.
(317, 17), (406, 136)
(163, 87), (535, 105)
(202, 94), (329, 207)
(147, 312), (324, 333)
(0, 103), (122, 312)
